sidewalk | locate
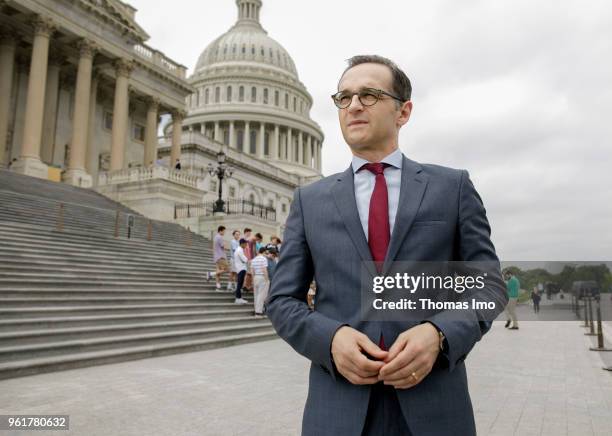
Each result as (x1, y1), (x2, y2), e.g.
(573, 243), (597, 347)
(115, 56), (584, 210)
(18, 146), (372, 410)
(1, 313), (611, 435)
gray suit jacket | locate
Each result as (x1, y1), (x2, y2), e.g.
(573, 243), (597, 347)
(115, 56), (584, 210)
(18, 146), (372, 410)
(266, 156), (507, 436)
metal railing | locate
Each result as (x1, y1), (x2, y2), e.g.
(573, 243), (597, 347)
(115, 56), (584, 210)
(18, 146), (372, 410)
(174, 199), (277, 222)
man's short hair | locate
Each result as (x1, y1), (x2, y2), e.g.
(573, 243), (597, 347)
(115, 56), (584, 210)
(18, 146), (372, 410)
(258, 247), (267, 254)
(341, 55), (412, 104)
(232, 230), (240, 236)
(255, 232), (263, 240)
(217, 225), (226, 232)
(243, 228), (252, 234)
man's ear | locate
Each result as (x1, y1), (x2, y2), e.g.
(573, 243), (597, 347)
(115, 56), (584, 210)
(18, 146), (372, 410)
(397, 100), (413, 128)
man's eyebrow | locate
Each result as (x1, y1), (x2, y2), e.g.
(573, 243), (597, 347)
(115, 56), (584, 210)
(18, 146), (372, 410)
(337, 86), (374, 93)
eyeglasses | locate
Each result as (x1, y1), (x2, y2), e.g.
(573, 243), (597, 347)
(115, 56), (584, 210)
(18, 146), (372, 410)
(331, 87), (404, 109)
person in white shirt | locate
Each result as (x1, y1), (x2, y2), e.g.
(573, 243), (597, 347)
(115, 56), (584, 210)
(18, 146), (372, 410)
(250, 247), (270, 317)
(233, 239), (249, 304)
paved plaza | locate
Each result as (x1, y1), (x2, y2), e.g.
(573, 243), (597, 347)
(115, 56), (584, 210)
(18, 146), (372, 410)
(1, 305), (612, 436)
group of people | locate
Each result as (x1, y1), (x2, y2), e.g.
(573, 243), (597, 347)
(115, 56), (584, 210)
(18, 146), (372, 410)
(207, 226), (281, 318)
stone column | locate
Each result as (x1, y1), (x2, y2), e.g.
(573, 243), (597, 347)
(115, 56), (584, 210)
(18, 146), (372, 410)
(110, 59), (133, 171)
(170, 109), (184, 168)
(229, 120), (235, 149)
(297, 131), (303, 165)
(244, 121), (250, 154)
(257, 122), (264, 158)
(144, 97), (159, 167)
(64, 40), (96, 187)
(0, 31), (18, 168)
(40, 52), (62, 165)
(13, 17), (55, 179)
(305, 134), (312, 168)
(286, 127), (293, 162)
(85, 72), (99, 181)
(214, 121), (220, 142)
(272, 124), (279, 160)
(316, 140), (322, 171)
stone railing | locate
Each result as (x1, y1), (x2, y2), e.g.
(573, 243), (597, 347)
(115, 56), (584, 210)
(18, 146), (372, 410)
(133, 43), (187, 79)
(98, 166), (203, 189)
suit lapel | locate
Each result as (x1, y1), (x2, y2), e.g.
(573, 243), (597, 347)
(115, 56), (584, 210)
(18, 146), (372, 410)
(331, 166), (378, 278)
(382, 156), (429, 275)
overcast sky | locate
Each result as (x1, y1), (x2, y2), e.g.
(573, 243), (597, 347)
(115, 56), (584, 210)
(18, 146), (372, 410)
(128, 0), (611, 261)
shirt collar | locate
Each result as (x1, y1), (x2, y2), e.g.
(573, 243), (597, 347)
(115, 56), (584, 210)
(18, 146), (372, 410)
(351, 148), (404, 174)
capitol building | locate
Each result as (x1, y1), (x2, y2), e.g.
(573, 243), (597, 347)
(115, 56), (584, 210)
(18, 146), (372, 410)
(0, 0), (324, 238)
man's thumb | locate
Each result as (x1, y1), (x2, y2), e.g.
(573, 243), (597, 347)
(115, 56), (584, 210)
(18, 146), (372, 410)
(358, 335), (388, 360)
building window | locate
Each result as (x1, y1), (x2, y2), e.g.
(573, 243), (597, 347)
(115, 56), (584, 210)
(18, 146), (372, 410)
(239, 86), (244, 102)
(237, 129), (244, 151)
(223, 129), (229, 145)
(227, 86), (232, 102)
(249, 193), (255, 203)
(232, 44), (236, 53)
(249, 130), (257, 154)
(263, 88), (268, 104)
(260, 47), (264, 56)
(103, 111), (113, 130)
(300, 100), (303, 114)
(284, 93), (289, 109)
(251, 45), (255, 55)
(215, 87), (220, 103)
(229, 186), (236, 198)
(268, 199), (274, 208)
(293, 96), (297, 112)
(210, 179), (217, 192)
(251, 86), (257, 103)
(282, 203), (287, 213)
(274, 90), (279, 106)
(132, 123), (145, 142)
(242, 45), (246, 54)
(205, 88), (209, 104)
(264, 132), (270, 156)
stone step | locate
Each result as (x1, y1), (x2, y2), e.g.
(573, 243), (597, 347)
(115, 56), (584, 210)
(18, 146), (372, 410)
(0, 295), (238, 307)
(0, 302), (254, 318)
(0, 248), (214, 271)
(0, 254), (215, 273)
(0, 272), (210, 284)
(0, 289), (236, 298)
(0, 263), (213, 278)
(0, 307), (257, 331)
(0, 322), (273, 362)
(0, 330), (278, 380)
(0, 315), (269, 345)
(0, 228), (212, 259)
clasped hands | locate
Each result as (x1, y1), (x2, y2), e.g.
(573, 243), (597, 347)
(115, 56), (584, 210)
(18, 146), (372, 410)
(330, 323), (440, 389)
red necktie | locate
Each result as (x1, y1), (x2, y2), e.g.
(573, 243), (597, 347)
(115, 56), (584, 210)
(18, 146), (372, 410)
(361, 162), (390, 351)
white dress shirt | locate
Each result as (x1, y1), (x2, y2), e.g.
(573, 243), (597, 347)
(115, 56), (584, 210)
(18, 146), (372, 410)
(351, 148), (403, 240)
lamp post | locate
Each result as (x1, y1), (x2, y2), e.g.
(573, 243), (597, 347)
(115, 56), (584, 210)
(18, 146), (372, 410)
(207, 150), (233, 214)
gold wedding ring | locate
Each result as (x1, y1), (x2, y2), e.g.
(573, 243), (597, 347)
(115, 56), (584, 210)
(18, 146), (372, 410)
(411, 372), (418, 382)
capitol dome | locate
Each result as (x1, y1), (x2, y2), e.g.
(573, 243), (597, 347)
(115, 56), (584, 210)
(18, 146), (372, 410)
(183, 0), (323, 177)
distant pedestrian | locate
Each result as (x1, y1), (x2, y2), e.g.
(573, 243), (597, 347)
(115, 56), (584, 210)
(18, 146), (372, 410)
(175, 158), (181, 170)
(531, 287), (541, 313)
(229, 230), (241, 292)
(250, 247), (269, 317)
(504, 270), (520, 330)
(255, 233), (264, 251)
(212, 226), (229, 290)
(233, 239), (249, 305)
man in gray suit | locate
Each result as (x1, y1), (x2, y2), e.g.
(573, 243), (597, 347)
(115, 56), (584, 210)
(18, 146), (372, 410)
(266, 55), (507, 436)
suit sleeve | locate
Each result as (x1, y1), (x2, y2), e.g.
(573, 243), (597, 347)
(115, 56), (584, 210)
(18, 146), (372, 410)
(265, 187), (346, 378)
(426, 170), (508, 372)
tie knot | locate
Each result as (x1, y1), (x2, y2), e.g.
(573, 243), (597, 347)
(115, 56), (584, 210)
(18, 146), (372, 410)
(361, 162), (388, 175)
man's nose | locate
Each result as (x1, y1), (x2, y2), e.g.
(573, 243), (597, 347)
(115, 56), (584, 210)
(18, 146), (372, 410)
(347, 94), (363, 112)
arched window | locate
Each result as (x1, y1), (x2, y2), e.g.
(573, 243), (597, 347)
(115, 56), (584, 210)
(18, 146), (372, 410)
(249, 193), (255, 203)
(237, 130), (244, 152)
(215, 87), (220, 103)
(264, 132), (270, 156)
(293, 96), (297, 112)
(263, 88), (268, 104)
(251, 86), (257, 103)
(284, 93), (289, 109)
(227, 86), (232, 102)
(239, 86), (244, 102)
(205, 88), (209, 104)
(250, 130), (257, 154)
(274, 90), (279, 106)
